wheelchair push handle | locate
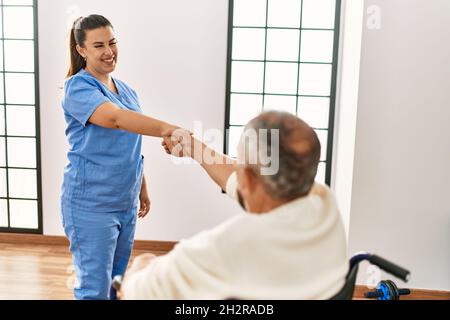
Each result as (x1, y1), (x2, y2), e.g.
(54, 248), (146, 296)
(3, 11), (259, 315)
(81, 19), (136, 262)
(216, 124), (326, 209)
(370, 255), (410, 282)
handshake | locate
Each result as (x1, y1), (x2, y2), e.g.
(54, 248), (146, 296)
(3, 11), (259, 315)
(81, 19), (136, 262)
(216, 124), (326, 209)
(161, 127), (196, 158)
(160, 126), (235, 167)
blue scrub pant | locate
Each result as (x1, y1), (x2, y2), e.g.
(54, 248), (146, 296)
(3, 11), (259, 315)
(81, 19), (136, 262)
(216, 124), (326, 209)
(61, 203), (137, 300)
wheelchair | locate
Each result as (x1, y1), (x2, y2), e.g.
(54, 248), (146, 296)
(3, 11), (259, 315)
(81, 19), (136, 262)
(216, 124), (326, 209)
(330, 252), (410, 300)
(112, 252), (411, 300)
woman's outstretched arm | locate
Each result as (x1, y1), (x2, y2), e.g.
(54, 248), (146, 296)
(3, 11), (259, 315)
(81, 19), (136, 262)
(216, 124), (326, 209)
(88, 101), (176, 137)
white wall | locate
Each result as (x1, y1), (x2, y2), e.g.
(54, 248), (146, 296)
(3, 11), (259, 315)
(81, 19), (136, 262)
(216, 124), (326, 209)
(39, 0), (241, 241)
(349, 0), (450, 290)
(331, 0), (364, 237)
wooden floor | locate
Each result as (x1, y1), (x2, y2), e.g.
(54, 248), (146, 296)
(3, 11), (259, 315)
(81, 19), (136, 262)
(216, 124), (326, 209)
(0, 242), (449, 300)
(0, 242), (165, 300)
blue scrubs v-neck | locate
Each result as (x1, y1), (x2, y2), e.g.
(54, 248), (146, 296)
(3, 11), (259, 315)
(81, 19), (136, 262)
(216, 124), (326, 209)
(61, 69), (144, 213)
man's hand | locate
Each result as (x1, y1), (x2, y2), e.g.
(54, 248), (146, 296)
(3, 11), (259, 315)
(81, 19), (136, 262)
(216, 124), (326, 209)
(119, 253), (157, 299)
(162, 128), (236, 192)
(161, 128), (193, 157)
(127, 253), (157, 276)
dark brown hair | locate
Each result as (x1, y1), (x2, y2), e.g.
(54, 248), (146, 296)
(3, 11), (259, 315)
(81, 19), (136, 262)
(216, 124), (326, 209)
(66, 15), (113, 78)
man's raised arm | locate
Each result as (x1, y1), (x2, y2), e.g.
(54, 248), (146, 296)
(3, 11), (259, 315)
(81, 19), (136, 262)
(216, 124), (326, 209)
(162, 129), (236, 191)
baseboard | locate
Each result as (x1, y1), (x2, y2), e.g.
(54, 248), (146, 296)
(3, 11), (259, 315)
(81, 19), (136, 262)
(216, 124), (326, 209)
(133, 239), (177, 252)
(0, 233), (69, 246)
(0, 233), (177, 254)
(354, 285), (450, 300)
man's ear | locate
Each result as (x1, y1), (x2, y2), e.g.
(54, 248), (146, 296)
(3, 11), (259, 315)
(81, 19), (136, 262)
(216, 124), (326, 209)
(241, 167), (257, 193)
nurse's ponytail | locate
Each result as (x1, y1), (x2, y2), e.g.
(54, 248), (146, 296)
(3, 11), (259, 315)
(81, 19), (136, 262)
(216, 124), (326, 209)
(66, 15), (113, 78)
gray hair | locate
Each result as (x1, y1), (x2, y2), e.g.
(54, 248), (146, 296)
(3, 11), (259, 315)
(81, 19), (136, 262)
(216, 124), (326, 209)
(237, 111), (321, 201)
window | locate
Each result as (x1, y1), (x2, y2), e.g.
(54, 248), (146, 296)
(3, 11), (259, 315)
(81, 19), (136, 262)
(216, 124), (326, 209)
(0, 0), (42, 233)
(225, 0), (341, 185)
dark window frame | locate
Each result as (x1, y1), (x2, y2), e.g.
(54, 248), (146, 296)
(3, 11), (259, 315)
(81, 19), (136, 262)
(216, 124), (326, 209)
(0, 0), (42, 234)
(224, 0), (342, 186)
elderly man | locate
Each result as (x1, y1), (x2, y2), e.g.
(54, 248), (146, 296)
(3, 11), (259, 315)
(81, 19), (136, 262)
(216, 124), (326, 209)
(121, 111), (348, 299)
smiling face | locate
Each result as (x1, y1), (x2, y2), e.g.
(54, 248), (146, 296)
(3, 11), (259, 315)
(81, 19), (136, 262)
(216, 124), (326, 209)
(76, 26), (118, 76)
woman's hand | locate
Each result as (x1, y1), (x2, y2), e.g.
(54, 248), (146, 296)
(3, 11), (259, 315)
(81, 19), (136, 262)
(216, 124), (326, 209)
(138, 175), (150, 218)
(161, 127), (194, 157)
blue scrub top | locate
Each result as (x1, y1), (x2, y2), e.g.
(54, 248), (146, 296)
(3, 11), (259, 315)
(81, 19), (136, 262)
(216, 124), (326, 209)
(61, 69), (144, 212)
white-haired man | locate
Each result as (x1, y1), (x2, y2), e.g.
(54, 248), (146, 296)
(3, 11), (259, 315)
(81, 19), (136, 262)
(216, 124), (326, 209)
(120, 111), (348, 299)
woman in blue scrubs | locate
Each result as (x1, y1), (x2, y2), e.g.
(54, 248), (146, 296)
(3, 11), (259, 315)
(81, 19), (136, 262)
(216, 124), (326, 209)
(61, 15), (178, 300)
